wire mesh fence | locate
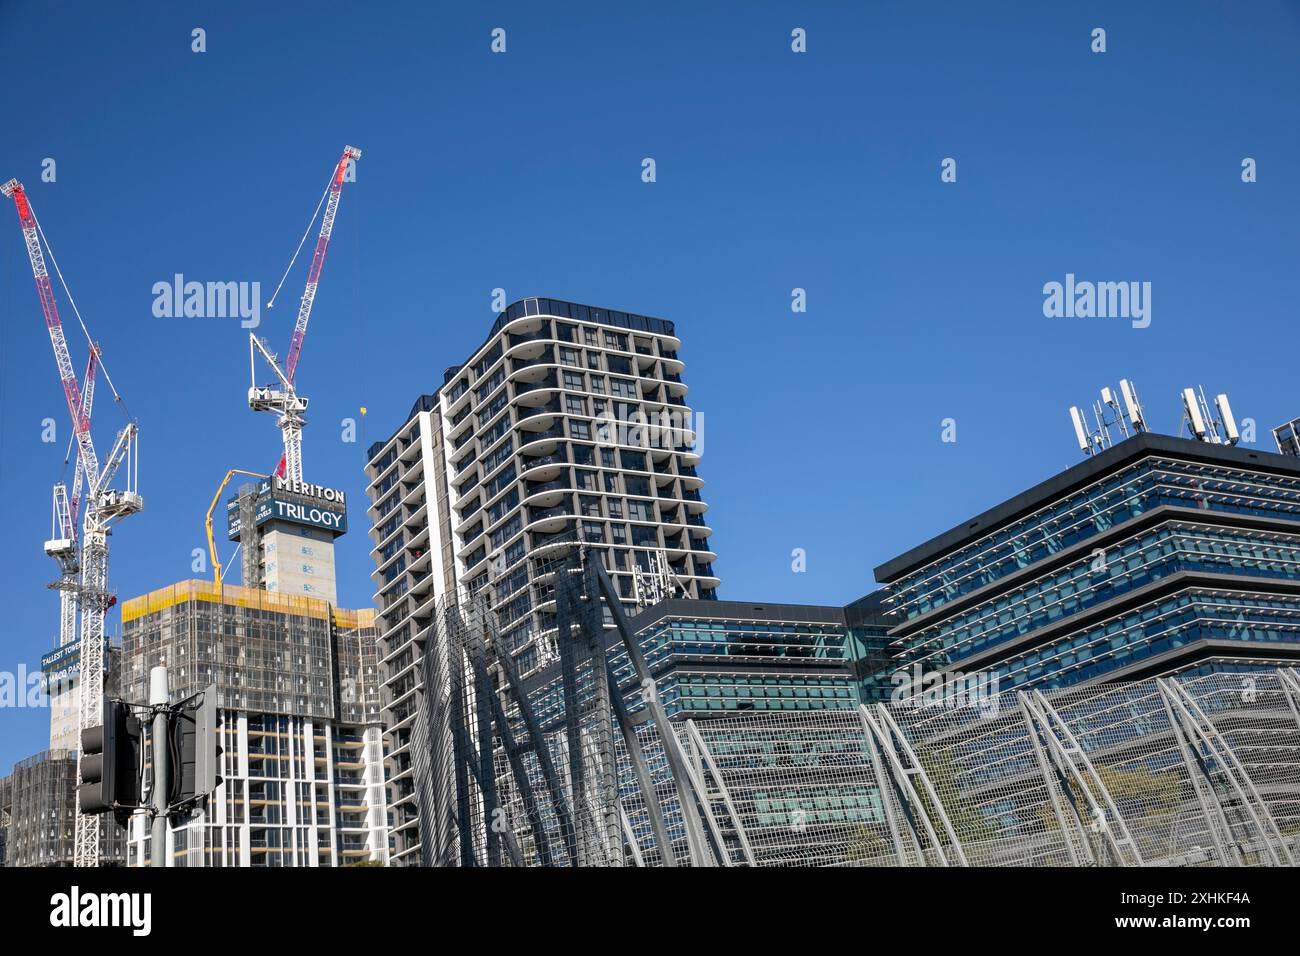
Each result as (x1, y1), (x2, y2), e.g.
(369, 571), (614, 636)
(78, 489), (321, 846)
(410, 551), (1300, 867)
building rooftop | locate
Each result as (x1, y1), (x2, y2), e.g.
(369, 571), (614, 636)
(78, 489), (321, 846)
(625, 597), (847, 632)
(873, 432), (1300, 584)
(366, 297), (677, 462)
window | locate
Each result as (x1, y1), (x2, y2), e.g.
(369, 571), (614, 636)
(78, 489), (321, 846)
(580, 495), (602, 517)
(584, 327), (600, 346)
(604, 472), (620, 493)
(600, 448), (616, 468)
(611, 524), (627, 545)
(563, 371), (584, 390)
(611, 378), (637, 398)
(565, 395), (587, 416)
(572, 444), (594, 465)
(586, 351), (601, 370)
(607, 499), (623, 519)
(590, 375), (606, 394)
(560, 347), (580, 367)
(582, 521), (605, 543)
(576, 470), (597, 491)
(570, 419), (591, 440)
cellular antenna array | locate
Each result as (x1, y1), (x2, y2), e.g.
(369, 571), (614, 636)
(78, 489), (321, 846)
(1069, 379), (1147, 457)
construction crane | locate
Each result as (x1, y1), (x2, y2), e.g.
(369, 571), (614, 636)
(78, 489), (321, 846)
(47, 348), (100, 657)
(2, 178), (143, 867)
(250, 145), (361, 483)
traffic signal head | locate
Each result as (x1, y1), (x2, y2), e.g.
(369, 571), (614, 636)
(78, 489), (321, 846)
(170, 687), (222, 810)
(78, 699), (142, 817)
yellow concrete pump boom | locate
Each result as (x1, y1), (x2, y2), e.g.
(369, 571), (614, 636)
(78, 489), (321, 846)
(206, 468), (268, 586)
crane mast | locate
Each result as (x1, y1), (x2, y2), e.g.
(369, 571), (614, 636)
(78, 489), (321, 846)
(48, 349), (99, 661)
(249, 145), (361, 483)
(2, 178), (142, 867)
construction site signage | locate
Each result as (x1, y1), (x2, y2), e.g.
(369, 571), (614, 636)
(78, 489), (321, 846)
(39, 641), (81, 691)
(261, 476), (347, 507)
(255, 497), (348, 534)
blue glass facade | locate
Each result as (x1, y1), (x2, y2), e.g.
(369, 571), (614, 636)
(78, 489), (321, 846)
(874, 434), (1300, 693)
(519, 600), (863, 728)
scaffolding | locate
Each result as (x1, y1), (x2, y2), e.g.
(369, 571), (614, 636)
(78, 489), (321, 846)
(121, 580), (337, 718)
(2, 750), (124, 867)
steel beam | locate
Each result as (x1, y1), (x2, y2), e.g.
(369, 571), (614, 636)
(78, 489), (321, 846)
(1158, 678), (1294, 867)
(1023, 690), (1144, 867)
(860, 704), (968, 866)
(685, 719), (757, 866)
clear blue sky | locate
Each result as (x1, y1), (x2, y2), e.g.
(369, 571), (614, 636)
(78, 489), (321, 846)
(0, 1), (1296, 768)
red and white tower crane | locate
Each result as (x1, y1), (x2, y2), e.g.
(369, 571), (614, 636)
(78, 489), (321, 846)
(47, 347), (99, 657)
(2, 178), (142, 867)
(250, 145), (361, 483)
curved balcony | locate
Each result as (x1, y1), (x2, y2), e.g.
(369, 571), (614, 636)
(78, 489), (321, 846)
(525, 500), (575, 535)
(529, 522), (578, 557)
(513, 372), (559, 401)
(517, 400), (562, 430)
(522, 472), (572, 507)
(505, 335), (554, 365)
(505, 320), (552, 347)
(520, 447), (567, 480)
(517, 424), (565, 453)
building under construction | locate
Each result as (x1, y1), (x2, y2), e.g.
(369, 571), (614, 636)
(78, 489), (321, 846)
(0, 751), (125, 867)
(118, 581), (386, 866)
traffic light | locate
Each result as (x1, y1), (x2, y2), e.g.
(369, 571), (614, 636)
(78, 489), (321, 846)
(79, 698), (142, 819)
(169, 686), (222, 810)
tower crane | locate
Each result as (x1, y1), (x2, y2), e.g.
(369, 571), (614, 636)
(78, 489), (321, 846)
(2, 178), (143, 867)
(47, 348), (99, 663)
(250, 145), (361, 483)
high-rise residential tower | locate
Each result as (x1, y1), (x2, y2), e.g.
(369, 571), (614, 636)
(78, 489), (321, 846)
(364, 297), (718, 864)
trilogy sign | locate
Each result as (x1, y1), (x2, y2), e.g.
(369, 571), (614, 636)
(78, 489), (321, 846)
(255, 498), (348, 534)
(260, 476), (347, 507)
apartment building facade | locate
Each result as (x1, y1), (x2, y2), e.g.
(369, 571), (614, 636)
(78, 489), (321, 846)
(365, 296), (719, 864)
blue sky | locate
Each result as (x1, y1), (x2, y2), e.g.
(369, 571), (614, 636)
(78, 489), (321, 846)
(0, 1), (1297, 767)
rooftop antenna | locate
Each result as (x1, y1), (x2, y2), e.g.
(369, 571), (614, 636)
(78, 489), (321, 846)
(1070, 378), (1146, 457)
(1179, 385), (1239, 446)
(1119, 379), (1147, 433)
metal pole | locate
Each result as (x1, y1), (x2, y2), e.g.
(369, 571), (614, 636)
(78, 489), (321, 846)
(149, 665), (168, 868)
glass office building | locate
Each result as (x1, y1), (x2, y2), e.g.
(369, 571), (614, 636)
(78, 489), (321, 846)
(873, 432), (1300, 695)
(517, 599), (866, 723)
